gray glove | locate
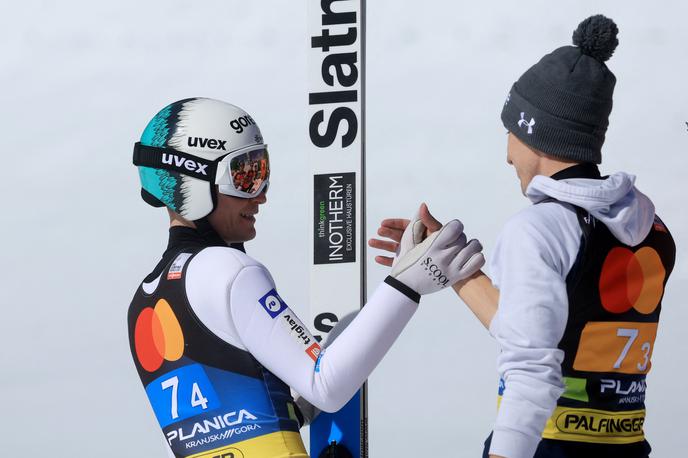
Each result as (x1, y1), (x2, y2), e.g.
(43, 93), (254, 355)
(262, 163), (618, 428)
(392, 209), (426, 268)
(390, 219), (484, 295)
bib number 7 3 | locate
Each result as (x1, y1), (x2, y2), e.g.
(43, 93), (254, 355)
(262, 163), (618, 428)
(573, 322), (658, 374)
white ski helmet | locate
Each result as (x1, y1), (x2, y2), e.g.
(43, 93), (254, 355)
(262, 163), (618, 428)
(133, 97), (268, 221)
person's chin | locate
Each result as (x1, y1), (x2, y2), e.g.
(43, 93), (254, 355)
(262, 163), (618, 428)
(225, 230), (255, 245)
(222, 222), (256, 244)
(241, 224), (257, 242)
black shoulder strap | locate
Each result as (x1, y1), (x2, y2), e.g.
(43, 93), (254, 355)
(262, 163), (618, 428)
(573, 205), (595, 239)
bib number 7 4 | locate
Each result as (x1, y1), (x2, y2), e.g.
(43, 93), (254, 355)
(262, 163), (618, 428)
(161, 376), (209, 419)
(146, 364), (220, 427)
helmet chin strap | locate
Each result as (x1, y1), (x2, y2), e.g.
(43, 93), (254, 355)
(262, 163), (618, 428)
(193, 216), (246, 253)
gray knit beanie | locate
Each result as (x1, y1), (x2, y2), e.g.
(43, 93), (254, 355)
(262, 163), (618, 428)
(501, 15), (619, 164)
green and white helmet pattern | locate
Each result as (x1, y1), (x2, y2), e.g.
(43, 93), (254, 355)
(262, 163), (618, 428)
(137, 97), (265, 221)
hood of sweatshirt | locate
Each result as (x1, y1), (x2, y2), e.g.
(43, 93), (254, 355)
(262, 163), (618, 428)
(525, 172), (655, 246)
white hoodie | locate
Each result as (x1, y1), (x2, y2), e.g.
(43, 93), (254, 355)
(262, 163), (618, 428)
(487, 172), (656, 458)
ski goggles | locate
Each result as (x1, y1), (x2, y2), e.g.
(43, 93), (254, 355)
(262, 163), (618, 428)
(215, 144), (270, 198)
(133, 142), (270, 199)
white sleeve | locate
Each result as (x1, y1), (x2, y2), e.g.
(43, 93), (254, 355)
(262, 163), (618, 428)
(229, 266), (419, 412)
(487, 203), (581, 458)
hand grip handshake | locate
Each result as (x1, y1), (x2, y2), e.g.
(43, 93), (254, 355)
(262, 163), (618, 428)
(388, 212), (484, 296)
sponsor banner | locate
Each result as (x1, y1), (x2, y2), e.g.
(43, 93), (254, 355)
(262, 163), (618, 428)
(189, 445), (244, 458)
(281, 312), (316, 349)
(258, 289), (288, 319)
(314, 172), (356, 264)
(134, 299), (185, 372)
(257, 289), (323, 364)
(573, 322), (658, 374)
(187, 431), (306, 458)
(308, 0), (366, 456)
(535, 375), (646, 407)
(187, 136), (228, 151)
(229, 115), (256, 135)
(421, 256), (450, 288)
(561, 377), (589, 403)
(306, 342), (322, 363)
(168, 253), (193, 280)
(598, 247), (665, 315)
(599, 377), (647, 406)
(543, 406), (646, 444)
(156, 366), (289, 456)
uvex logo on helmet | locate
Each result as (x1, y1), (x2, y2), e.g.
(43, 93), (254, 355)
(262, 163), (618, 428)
(230, 115), (256, 134)
(162, 153), (208, 176)
(421, 256), (449, 287)
(137, 98), (265, 222)
(187, 136), (227, 150)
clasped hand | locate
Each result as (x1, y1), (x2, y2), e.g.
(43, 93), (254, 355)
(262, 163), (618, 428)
(371, 203), (485, 296)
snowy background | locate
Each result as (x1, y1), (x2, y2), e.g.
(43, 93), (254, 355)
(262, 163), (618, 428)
(2, 0), (686, 456)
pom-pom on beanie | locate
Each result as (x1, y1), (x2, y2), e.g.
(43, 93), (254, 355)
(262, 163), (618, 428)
(501, 15), (619, 164)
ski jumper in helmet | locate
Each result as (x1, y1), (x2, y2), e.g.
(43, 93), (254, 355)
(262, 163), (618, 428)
(127, 99), (428, 457)
(133, 97), (270, 221)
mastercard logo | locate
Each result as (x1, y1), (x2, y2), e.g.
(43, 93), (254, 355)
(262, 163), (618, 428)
(135, 299), (185, 372)
(599, 247), (666, 314)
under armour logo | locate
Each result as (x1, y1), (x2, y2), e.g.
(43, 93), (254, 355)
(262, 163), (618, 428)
(518, 112), (535, 134)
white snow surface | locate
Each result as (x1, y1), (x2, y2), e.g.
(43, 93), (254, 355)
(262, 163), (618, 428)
(1, 1), (686, 457)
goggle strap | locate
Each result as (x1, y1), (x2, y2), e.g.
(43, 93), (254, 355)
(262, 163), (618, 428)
(132, 142), (218, 183)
